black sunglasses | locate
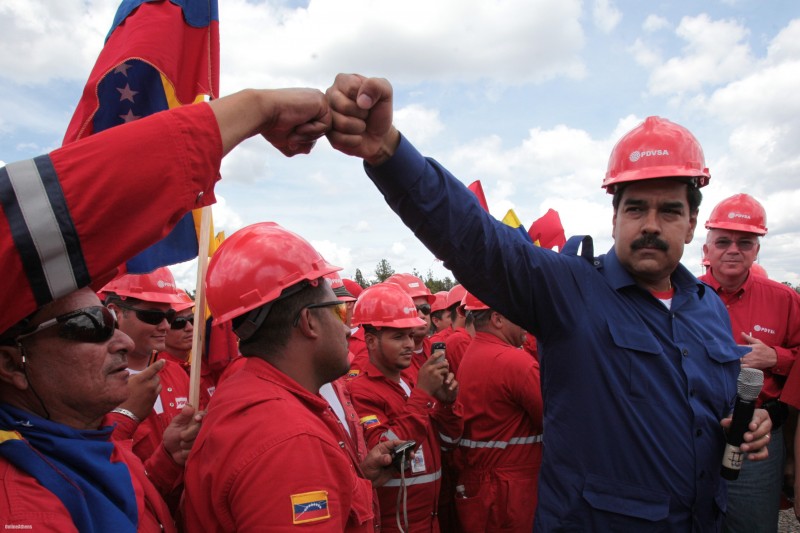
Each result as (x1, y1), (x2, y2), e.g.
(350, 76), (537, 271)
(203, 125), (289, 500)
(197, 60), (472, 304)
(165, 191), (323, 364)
(115, 302), (176, 325)
(415, 304), (431, 316)
(171, 315), (194, 330)
(16, 306), (118, 344)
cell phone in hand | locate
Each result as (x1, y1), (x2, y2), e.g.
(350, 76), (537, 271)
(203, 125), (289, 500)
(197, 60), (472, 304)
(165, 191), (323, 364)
(431, 342), (446, 364)
(391, 440), (416, 471)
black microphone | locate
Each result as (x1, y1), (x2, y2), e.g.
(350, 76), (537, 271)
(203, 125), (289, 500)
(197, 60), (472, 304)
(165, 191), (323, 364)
(721, 367), (764, 480)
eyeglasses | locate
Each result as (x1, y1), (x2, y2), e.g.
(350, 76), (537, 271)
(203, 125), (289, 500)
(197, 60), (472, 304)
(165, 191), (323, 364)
(293, 301), (348, 327)
(170, 315), (194, 330)
(415, 304), (431, 316)
(712, 238), (757, 252)
(16, 306), (118, 344)
(114, 302), (176, 325)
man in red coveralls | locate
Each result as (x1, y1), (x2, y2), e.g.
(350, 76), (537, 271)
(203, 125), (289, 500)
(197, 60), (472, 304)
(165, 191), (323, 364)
(0, 82), (333, 532)
(348, 282), (463, 532)
(158, 290), (216, 409)
(101, 268), (197, 467)
(385, 273), (437, 375)
(183, 222), (398, 532)
(699, 194), (800, 533)
(453, 292), (543, 532)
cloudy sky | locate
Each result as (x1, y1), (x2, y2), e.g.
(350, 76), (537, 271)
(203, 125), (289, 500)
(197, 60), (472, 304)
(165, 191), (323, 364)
(2, 0), (799, 290)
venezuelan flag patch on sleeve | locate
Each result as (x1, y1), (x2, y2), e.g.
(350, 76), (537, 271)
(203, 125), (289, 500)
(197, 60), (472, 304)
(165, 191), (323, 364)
(346, 369), (360, 379)
(359, 414), (381, 429)
(291, 491), (330, 524)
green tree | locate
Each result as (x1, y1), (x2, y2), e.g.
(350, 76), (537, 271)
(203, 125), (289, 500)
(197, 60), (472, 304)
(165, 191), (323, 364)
(374, 259), (395, 283)
(353, 268), (368, 288)
(424, 269), (454, 293)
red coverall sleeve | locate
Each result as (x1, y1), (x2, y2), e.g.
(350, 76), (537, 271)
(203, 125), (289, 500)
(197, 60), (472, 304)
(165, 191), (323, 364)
(771, 291), (800, 376)
(0, 102), (222, 334)
(351, 385), (437, 449)
(431, 400), (464, 449)
(225, 434), (373, 532)
(507, 355), (543, 423)
(104, 412), (139, 440)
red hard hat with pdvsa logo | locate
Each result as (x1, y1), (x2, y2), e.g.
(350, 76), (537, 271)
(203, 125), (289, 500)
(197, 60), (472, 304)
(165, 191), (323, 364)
(704, 193), (767, 236)
(385, 273), (436, 304)
(351, 283), (427, 329)
(100, 267), (186, 304)
(602, 116), (710, 193)
(462, 291), (490, 311)
(205, 222), (341, 326)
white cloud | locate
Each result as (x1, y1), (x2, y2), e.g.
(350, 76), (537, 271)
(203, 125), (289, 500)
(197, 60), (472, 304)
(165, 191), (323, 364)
(593, 0), (622, 34)
(218, 0), (587, 90)
(394, 104), (444, 146)
(629, 38), (661, 68)
(643, 14), (669, 33)
(647, 14), (754, 96)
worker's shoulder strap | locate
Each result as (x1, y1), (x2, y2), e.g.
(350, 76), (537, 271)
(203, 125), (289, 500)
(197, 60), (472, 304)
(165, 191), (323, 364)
(561, 235), (595, 264)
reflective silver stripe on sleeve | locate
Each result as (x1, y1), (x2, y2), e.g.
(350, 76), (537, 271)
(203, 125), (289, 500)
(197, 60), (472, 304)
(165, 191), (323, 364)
(458, 434), (543, 449)
(383, 469), (442, 487)
(1, 158), (83, 302)
(382, 429), (401, 441)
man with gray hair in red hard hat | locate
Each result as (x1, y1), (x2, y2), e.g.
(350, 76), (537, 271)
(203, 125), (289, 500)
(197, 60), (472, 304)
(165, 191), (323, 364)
(700, 194), (800, 533)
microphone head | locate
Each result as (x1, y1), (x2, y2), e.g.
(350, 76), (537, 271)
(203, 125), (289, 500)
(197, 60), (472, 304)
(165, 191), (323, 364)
(737, 368), (764, 401)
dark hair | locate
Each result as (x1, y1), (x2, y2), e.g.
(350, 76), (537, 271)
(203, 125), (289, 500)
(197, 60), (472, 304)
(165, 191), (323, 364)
(237, 282), (326, 357)
(468, 309), (493, 329)
(612, 179), (703, 214)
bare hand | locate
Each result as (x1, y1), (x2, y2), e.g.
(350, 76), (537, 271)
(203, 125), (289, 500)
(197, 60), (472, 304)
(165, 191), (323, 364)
(258, 88), (332, 156)
(721, 408), (772, 461)
(162, 404), (206, 466)
(119, 359), (164, 421)
(361, 439), (403, 487)
(326, 73), (399, 166)
(434, 372), (459, 404)
(740, 333), (777, 369)
(416, 352), (449, 397)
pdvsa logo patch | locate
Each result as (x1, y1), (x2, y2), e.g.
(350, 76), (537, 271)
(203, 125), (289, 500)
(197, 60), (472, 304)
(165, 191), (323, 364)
(629, 149), (670, 162)
(754, 324), (776, 335)
(728, 212), (752, 220)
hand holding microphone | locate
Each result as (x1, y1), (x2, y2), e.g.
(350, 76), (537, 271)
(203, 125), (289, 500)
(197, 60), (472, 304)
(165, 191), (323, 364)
(721, 367), (764, 480)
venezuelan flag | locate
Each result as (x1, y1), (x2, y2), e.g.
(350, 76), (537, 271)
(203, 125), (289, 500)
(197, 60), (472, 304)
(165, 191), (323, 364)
(63, 0), (219, 273)
(501, 208), (535, 244)
(291, 491), (330, 524)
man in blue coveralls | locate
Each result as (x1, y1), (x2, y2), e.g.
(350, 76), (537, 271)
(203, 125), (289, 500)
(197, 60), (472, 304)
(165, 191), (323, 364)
(325, 73), (773, 532)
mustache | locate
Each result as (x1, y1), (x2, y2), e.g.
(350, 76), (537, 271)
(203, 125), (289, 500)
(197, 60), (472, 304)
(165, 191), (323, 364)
(631, 234), (669, 252)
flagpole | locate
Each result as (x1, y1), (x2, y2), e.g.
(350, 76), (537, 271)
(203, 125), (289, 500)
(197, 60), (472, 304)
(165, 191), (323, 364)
(189, 205), (212, 408)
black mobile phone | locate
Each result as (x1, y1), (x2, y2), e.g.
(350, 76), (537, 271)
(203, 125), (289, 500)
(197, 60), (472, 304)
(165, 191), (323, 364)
(390, 440), (416, 471)
(431, 342), (446, 364)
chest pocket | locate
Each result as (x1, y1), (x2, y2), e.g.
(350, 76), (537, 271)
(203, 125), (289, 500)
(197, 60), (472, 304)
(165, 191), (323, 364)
(607, 322), (668, 402)
(701, 338), (747, 406)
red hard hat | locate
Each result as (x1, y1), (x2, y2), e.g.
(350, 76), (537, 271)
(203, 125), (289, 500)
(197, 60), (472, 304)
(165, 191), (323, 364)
(325, 272), (357, 302)
(446, 284), (467, 309)
(750, 263), (768, 278)
(205, 222), (341, 325)
(341, 279), (364, 299)
(100, 267), (185, 304)
(173, 290), (195, 312)
(431, 291), (449, 313)
(462, 291), (490, 311)
(704, 193), (767, 236)
(385, 273), (435, 304)
(351, 283), (427, 329)
(603, 116), (710, 193)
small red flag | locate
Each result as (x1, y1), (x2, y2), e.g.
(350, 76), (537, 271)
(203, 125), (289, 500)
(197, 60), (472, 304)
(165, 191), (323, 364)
(528, 209), (566, 251)
(467, 180), (490, 212)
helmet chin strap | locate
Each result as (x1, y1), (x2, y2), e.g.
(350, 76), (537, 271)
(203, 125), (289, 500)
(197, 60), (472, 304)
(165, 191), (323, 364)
(16, 342), (52, 420)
